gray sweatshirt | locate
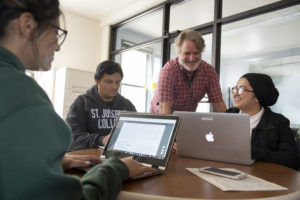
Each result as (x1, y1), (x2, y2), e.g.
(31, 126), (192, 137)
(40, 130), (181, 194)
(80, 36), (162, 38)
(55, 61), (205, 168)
(67, 85), (136, 151)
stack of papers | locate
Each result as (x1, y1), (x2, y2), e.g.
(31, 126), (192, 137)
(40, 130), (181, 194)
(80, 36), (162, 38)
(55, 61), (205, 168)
(186, 168), (288, 191)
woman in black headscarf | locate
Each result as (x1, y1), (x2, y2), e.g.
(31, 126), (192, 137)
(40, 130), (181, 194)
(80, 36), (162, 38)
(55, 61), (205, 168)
(227, 73), (300, 170)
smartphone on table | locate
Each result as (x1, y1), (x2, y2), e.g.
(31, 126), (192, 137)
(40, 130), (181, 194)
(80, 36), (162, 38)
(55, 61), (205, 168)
(199, 167), (247, 180)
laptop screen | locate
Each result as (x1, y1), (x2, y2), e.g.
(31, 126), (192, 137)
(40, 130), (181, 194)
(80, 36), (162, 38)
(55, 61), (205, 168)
(102, 113), (180, 167)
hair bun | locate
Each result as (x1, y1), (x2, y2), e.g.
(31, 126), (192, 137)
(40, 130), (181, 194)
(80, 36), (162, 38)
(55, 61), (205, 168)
(242, 73), (279, 107)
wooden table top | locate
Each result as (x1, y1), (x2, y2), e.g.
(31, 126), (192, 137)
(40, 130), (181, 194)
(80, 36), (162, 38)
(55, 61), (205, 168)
(66, 148), (300, 199)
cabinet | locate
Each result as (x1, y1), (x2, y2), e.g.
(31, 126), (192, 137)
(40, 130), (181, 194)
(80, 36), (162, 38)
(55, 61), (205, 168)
(53, 67), (94, 119)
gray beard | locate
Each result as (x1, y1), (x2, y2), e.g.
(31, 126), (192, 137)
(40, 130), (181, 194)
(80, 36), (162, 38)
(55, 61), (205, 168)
(179, 59), (201, 72)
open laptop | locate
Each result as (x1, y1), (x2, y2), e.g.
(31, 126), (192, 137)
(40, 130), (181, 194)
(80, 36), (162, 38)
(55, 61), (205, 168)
(173, 111), (254, 165)
(101, 112), (180, 179)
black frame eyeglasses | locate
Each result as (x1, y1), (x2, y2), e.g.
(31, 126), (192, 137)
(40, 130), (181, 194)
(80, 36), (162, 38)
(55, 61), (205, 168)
(50, 24), (68, 47)
(231, 86), (254, 95)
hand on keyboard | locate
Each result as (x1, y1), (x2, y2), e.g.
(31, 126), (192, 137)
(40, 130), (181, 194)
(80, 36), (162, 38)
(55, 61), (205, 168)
(121, 157), (157, 178)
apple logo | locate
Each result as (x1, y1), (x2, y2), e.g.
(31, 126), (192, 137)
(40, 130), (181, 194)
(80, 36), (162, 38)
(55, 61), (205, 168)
(205, 132), (215, 142)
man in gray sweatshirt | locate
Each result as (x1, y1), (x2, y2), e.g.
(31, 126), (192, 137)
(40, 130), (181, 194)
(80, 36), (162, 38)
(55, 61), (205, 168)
(67, 60), (136, 151)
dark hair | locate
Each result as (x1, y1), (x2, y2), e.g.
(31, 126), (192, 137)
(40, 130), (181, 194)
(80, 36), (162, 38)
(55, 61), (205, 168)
(94, 60), (124, 81)
(0, 0), (61, 38)
(242, 73), (279, 107)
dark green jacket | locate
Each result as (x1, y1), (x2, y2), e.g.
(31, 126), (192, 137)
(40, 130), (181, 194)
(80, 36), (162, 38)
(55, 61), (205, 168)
(226, 107), (300, 170)
(0, 46), (129, 200)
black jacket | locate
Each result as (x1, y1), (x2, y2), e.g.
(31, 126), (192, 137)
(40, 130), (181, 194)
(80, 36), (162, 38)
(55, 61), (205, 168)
(226, 107), (300, 170)
(67, 85), (136, 151)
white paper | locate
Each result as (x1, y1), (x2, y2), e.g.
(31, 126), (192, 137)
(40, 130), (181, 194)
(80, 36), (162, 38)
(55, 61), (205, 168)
(186, 168), (288, 191)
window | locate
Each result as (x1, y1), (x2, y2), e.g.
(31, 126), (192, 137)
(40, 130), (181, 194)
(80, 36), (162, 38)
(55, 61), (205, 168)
(114, 9), (163, 51)
(169, 0), (214, 32)
(222, 0), (280, 17)
(114, 42), (162, 112)
(220, 5), (300, 126)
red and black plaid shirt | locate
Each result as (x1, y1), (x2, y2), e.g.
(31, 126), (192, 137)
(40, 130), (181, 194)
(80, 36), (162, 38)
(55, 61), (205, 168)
(150, 58), (223, 113)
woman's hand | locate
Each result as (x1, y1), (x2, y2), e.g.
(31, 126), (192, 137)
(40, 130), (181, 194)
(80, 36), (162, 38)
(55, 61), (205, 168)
(120, 157), (156, 178)
(62, 154), (102, 170)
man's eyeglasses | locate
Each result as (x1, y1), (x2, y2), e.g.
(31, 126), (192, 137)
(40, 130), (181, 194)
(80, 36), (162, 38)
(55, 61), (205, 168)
(50, 24), (68, 47)
(231, 86), (254, 95)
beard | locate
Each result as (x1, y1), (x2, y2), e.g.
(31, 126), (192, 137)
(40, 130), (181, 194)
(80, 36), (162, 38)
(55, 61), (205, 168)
(179, 59), (201, 72)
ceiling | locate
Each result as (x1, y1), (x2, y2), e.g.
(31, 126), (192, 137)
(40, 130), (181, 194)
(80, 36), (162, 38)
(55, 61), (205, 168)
(59, 0), (166, 25)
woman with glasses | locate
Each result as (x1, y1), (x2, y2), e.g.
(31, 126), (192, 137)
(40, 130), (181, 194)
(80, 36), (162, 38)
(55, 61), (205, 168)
(0, 0), (154, 199)
(227, 73), (300, 170)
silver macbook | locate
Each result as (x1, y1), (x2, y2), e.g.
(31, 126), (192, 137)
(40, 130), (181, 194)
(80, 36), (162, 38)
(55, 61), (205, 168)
(173, 111), (254, 165)
(102, 112), (180, 178)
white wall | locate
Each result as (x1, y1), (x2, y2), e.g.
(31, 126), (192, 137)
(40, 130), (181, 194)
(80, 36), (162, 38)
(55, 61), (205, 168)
(41, 2), (165, 103)
(41, 10), (109, 103)
(52, 10), (104, 72)
(98, 25), (110, 62)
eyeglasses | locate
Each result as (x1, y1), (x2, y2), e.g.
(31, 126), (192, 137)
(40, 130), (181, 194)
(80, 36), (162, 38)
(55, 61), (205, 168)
(50, 24), (68, 47)
(231, 86), (254, 95)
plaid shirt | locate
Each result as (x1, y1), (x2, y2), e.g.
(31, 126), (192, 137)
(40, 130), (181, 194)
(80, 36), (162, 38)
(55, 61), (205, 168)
(150, 58), (223, 113)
